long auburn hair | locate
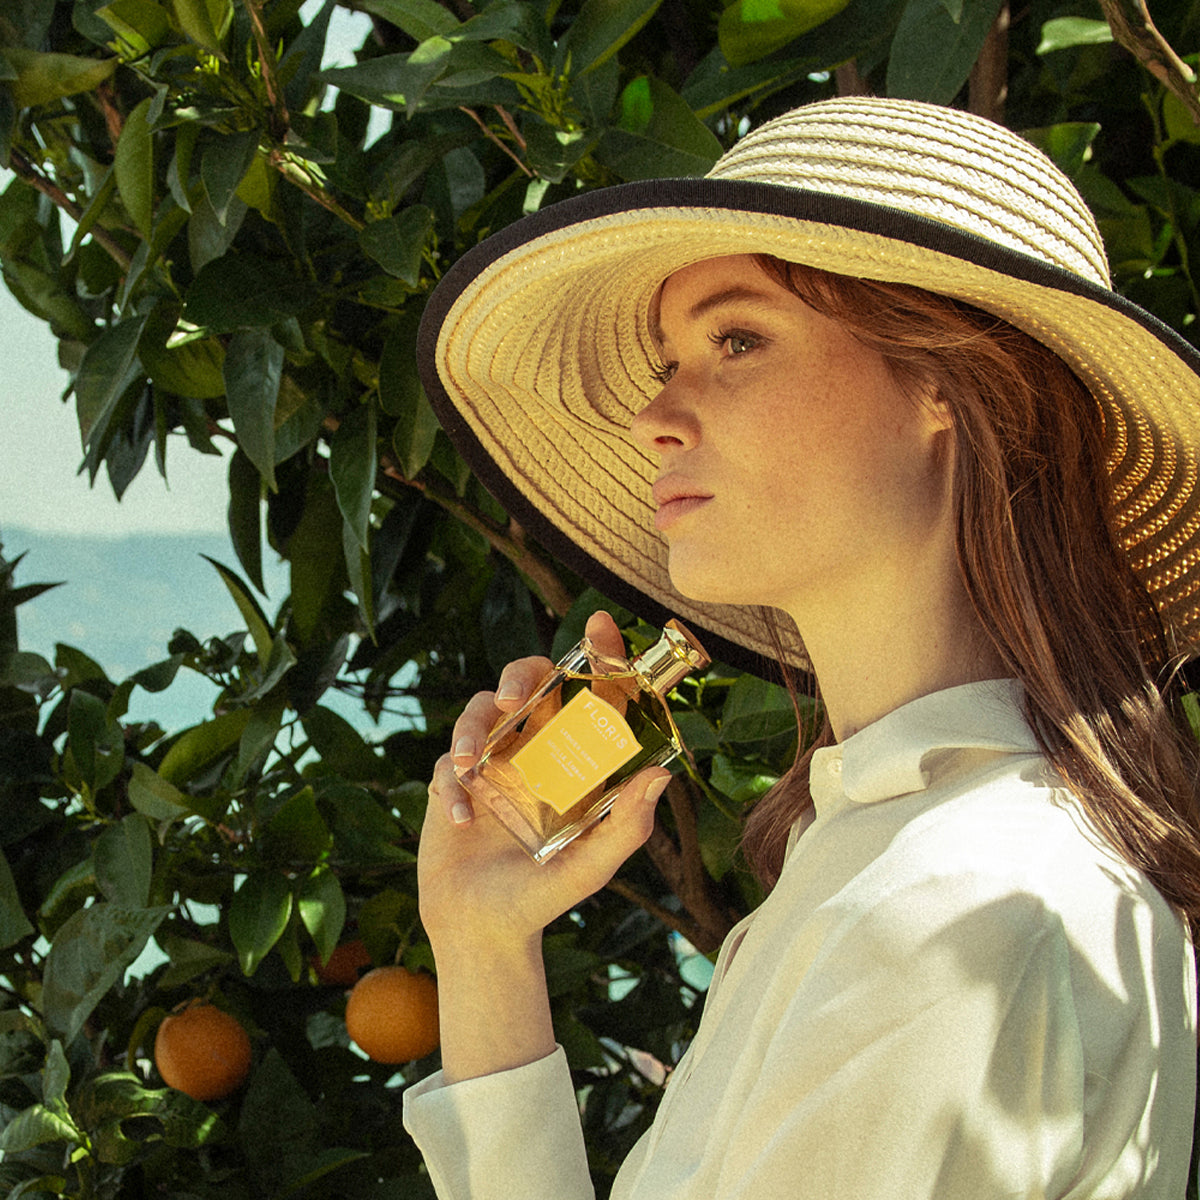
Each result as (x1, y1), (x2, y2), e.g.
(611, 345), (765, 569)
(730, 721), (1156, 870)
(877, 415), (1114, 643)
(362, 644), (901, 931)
(741, 256), (1200, 933)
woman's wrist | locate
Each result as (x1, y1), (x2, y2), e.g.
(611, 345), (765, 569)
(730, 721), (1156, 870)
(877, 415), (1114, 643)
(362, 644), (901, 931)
(433, 929), (557, 1085)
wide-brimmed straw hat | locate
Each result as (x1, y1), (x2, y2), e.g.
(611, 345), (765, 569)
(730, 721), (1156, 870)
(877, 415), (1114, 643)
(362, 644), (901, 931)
(417, 95), (1200, 676)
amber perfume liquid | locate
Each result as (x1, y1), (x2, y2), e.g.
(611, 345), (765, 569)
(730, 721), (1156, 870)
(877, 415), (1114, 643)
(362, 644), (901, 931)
(456, 621), (709, 863)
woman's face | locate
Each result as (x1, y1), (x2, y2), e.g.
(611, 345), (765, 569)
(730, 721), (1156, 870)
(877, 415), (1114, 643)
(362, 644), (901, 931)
(631, 254), (954, 618)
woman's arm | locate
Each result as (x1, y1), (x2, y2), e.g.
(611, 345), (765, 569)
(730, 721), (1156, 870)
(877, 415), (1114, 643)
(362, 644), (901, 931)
(417, 610), (670, 1084)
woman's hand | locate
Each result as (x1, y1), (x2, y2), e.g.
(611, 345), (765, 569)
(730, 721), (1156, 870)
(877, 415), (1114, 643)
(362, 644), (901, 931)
(418, 611), (670, 958)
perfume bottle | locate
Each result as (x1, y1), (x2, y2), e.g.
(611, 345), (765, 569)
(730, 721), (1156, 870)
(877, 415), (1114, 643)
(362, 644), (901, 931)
(456, 620), (710, 863)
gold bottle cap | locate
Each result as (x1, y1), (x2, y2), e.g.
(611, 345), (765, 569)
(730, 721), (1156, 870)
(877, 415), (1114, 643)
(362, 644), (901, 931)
(634, 619), (711, 695)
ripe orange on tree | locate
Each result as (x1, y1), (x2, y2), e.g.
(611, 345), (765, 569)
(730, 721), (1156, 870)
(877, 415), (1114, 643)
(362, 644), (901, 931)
(345, 965), (440, 1064)
(154, 1002), (252, 1101)
(313, 938), (373, 986)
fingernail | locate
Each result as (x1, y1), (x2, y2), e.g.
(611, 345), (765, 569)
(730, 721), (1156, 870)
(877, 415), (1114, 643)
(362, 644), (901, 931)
(451, 801), (473, 825)
(495, 681), (522, 704)
(453, 736), (476, 760)
(646, 776), (670, 803)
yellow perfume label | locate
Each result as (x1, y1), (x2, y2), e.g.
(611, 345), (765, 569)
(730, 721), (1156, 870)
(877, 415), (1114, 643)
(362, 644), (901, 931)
(510, 690), (640, 816)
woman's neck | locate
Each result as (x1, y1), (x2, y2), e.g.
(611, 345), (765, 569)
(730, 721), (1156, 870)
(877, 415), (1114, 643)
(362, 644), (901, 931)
(791, 554), (1008, 743)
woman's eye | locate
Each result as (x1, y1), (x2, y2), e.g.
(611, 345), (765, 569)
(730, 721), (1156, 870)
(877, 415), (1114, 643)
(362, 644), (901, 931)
(708, 329), (760, 358)
(650, 360), (677, 385)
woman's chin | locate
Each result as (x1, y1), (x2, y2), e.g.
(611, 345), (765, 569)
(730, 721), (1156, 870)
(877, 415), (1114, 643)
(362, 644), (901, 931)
(667, 562), (771, 609)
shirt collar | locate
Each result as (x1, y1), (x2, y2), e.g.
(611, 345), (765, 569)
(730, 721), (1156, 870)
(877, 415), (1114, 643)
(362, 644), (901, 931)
(809, 679), (1036, 808)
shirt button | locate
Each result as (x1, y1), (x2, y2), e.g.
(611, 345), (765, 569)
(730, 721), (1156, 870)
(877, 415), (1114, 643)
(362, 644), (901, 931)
(828, 758), (843, 775)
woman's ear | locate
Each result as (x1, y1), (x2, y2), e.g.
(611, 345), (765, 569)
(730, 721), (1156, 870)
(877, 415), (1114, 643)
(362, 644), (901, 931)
(920, 387), (955, 435)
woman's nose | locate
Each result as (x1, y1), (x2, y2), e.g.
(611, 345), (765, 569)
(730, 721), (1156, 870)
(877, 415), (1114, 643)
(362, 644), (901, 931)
(630, 380), (699, 453)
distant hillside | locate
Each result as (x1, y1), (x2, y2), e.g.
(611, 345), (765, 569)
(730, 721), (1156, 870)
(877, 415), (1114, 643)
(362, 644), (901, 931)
(1, 526), (400, 735)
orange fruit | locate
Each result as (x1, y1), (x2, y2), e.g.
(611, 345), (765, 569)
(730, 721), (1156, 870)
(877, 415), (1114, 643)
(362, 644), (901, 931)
(154, 1003), (252, 1101)
(313, 939), (373, 986)
(345, 966), (439, 1064)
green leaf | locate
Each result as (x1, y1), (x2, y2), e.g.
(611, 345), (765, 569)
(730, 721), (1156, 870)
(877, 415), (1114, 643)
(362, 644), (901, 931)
(42, 1039), (71, 1112)
(720, 674), (797, 744)
(358, 205), (434, 284)
(386, 339), (440, 479)
(672, 709), (719, 756)
(360, 0), (460, 41)
(886, 0), (1004, 104)
(1183, 693), (1200, 743)
(113, 96), (155, 239)
(168, 0), (231, 55)
(229, 871), (293, 975)
(94, 814), (153, 908)
(288, 475), (347, 646)
(204, 555), (272, 666)
(139, 328), (227, 399)
(1021, 122), (1101, 178)
(97, 0), (172, 55)
(228, 448), (265, 594)
(318, 784), (413, 865)
(301, 705), (381, 781)
(68, 688), (125, 790)
(185, 254), (316, 333)
(42, 903), (169, 1043)
(298, 866), (346, 964)
(343, 520), (375, 639)
(157, 708), (253, 785)
(127, 761), (191, 823)
(224, 327), (284, 490)
(717, 0), (854, 65)
(1035, 16), (1112, 55)
(319, 52), (446, 115)
(201, 129), (260, 225)
(0, 1104), (81, 1154)
(55, 644), (109, 690)
(156, 934), (235, 989)
(710, 753), (778, 803)
(556, 0), (663, 76)
(0, 844), (34, 949)
(231, 696), (284, 784)
(264, 785), (332, 863)
(4, 47), (117, 108)
(74, 312), (150, 480)
(356, 888), (419, 963)
(597, 76), (723, 180)
(330, 405), (377, 552)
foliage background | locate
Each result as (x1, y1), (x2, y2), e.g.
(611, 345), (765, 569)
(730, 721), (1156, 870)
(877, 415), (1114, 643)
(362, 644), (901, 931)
(0, 0), (1197, 1195)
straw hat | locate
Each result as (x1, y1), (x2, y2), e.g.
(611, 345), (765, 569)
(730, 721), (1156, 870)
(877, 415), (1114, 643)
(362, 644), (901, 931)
(417, 96), (1200, 675)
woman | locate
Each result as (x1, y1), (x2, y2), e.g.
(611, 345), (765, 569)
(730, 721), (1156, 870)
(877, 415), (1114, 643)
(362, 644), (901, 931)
(403, 97), (1200, 1197)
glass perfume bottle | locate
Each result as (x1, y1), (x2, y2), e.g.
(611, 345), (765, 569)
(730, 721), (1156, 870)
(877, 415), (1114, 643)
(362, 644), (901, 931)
(456, 620), (710, 863)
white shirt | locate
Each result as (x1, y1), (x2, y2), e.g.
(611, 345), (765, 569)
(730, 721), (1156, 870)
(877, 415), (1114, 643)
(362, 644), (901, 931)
(404, 680), (1197, 1198)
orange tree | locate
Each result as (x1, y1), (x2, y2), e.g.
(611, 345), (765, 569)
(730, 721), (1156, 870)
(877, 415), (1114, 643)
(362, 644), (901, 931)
(0, 0), (1197, 1196)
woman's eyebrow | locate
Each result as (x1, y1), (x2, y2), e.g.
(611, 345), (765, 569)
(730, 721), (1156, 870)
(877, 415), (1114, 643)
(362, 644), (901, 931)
(650, 285), (782, 350)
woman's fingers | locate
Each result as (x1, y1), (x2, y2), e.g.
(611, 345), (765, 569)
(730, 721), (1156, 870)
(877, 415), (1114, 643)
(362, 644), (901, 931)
(430, 752), (474, 825)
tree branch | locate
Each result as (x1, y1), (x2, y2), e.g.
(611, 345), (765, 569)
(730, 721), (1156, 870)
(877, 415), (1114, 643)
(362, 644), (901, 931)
(604, 875), (712, 949)
(242, 0), (291, 142)
(266, 148), (365, 230)
(968, 1), (1009, 123)
(458, 107), (534, 177)
(7, 149), (133, 272)
(834, 61), (869, 96)
(1099, 0), (1200, 123)
(640, 776), (738, 954)
(376, 456), (577, 617)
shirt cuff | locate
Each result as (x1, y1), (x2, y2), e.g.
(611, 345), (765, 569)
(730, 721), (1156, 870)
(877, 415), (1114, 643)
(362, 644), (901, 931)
(403, 1045), (593, 1200)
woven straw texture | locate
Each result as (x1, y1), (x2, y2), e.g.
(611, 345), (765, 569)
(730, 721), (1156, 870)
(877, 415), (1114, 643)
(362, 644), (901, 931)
(423, 97), (1200, 671)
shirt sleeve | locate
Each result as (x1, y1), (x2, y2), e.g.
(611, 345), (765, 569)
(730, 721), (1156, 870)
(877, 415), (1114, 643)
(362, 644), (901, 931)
(402, 1045), (594, 1200)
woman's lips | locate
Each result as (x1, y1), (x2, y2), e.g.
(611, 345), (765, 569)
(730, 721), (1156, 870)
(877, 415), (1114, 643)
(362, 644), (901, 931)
(652, 479), (713, 531)
(655, 495), (712, 531)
